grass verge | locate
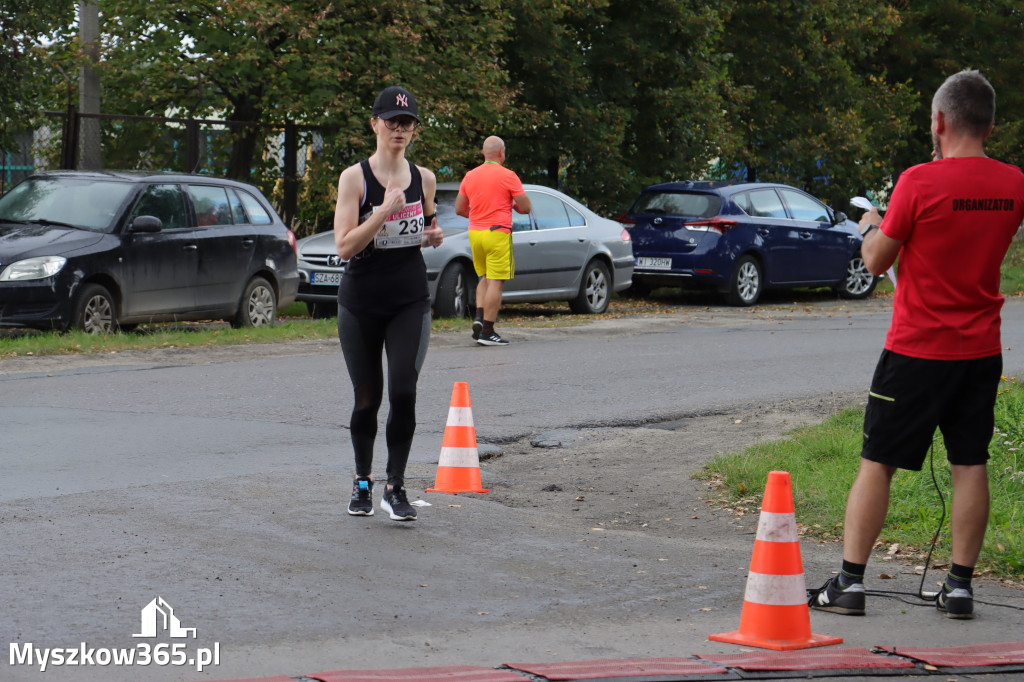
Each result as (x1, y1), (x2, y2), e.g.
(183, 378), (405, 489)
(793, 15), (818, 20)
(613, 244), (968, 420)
(696, 377), (1024, 582)
(0, 297), (681, 359)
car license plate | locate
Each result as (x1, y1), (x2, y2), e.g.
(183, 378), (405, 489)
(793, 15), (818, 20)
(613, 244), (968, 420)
(310, 271), (342, 285)
(636, 257), (672, 270)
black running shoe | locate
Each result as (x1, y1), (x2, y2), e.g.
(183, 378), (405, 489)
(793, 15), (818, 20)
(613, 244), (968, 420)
(808, 576), (865, 615)
(936, 585), (974, 619)
(347, 477), (374, 516)
(472, 318), (483, 341)
(477, 331), (509, 346)
(381, 486), (417, 521)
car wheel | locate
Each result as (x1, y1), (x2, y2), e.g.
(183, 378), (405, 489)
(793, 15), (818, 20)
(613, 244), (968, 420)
(838, 254), (878, 300)
(434, 262), (471, 318)
(725, 255), (762, 306)
(306, 301), (338, 319)
(232, 276), (277, 328)
(569, 259), (611, 314)
(71, 283), (118, 334)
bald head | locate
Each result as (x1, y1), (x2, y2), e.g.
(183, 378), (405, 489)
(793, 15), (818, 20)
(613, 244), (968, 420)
(482, 136), (505, 162)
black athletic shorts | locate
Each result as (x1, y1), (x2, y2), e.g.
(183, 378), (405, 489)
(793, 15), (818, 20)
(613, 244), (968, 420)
(861, 350), (1002, 470)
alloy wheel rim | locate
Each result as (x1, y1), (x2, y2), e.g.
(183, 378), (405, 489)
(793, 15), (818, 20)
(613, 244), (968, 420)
(84, 295), (113, 334)
(587, 269), (607, 308)
(453, 272), (465, 318)
(738, 262), (759, 302)
(248, 286), (274, 326)
(846, 257), (872, 295)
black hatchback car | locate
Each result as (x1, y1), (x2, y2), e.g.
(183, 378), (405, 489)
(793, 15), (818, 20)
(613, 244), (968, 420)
(623, 181), (877, 306)
(0, 171), (299, 332)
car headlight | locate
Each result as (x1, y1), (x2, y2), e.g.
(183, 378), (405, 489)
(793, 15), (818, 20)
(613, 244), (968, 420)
(0, 256), (68, 281)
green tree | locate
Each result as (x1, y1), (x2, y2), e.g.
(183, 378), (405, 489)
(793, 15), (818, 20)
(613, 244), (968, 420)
(878, 1), (1024, 177)
(87, 0), (517, 230)
(502, 0), (734, 214)
(0, 0), (75, 150)
(718, 0), (915, 210)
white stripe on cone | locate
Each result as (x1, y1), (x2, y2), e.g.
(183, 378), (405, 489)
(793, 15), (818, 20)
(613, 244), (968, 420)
(744, 572), (808, 606)
(755, 510), (799, 542)
(437, 446), (480, 468)
(446, 406), (474, 427)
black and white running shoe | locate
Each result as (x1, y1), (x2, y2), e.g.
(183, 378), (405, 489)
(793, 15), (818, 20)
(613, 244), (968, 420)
(381, 486), (417, 521)
(472, 318), (483, 341)
(348, 477), (374, 516)
(936, 585), (974, 619)
(477, 331), (509, 346)
(807, 575), (865, 615)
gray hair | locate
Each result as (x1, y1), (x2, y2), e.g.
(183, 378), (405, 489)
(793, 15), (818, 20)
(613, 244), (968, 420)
(932, 69), (995, 137)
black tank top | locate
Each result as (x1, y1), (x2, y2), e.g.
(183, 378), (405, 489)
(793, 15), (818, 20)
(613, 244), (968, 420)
(338, 160), (430, 314)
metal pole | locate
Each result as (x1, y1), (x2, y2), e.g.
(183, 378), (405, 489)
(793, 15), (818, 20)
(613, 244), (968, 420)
(78, 0), (102, 169)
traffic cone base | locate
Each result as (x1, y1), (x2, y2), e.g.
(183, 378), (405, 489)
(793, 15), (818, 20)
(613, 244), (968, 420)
(426, 382), (489, 494)
(709, 471), (841, 651)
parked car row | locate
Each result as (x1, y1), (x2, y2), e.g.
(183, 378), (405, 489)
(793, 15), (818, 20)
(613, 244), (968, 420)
(0, 171), (879, 334)
(296, 183), (636, 318)
(0, 171), (298, 333)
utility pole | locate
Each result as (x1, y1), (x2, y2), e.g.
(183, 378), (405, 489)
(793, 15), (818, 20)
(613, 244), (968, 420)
(78, 0), (102, 169)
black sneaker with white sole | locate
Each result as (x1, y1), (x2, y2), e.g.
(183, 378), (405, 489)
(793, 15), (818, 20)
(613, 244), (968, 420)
(381, 486), (417, 521)
(936, 585), (974, 619)
(807, 575), (866, 615)
(348, 477), (374, 516)
(472, 318), (483, 341)
(477, 331), (509, 346)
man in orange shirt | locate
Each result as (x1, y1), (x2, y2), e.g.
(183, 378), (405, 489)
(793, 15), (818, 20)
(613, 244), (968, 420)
(455, 136), (531, 346)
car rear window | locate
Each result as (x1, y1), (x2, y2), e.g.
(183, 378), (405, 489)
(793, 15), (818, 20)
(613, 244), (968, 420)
(435, 189), (469, 231)
(630, 191), (720, 218)
(236, 190), (273, 224)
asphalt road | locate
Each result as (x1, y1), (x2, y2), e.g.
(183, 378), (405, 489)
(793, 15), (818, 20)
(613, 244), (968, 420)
(2, 298), (1024, 681)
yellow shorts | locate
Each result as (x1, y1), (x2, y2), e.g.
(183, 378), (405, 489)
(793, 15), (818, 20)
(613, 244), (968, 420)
(469, 228), (515, 280)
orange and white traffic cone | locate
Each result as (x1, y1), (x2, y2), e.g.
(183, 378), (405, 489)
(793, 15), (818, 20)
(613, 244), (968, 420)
(426, 382), (489, 494)
(709, 470), (842, 650)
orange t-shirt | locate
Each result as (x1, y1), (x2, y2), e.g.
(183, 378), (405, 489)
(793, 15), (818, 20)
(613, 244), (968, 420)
(458, 162), (526, 231)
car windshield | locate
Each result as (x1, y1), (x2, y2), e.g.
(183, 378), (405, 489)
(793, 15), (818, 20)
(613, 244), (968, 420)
(0, 177), (135, 232)
(631, 191), (721, 218)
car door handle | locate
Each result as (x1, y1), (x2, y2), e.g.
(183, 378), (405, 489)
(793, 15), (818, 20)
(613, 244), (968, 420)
(183, 245), (198, 251)
(241, 238), (255, 246)
(757, 228), (770, 236)
(799, 232), (812, 239)
(529, 240), (538, 246)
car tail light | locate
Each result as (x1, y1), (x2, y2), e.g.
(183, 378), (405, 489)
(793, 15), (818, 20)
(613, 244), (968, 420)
(620, 228), (631, 242)
(616, 213), (637, 229)
(685, 217), (737, 234)
(287, 229), (298, 254)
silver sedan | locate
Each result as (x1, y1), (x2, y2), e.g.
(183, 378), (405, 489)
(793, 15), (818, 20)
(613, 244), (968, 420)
(295, 183), (634, 318)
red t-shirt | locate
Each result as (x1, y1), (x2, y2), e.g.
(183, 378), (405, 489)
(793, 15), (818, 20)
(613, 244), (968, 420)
(881, 156), (1024, 360)
(458, 162), (526, 230)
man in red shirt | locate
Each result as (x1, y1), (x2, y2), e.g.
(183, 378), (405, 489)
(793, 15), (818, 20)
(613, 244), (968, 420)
(809, 70), (1024, 619)
(455, 136), (531, 346)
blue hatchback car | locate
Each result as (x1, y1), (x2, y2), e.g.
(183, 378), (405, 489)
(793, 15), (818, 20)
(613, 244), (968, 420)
(622, 181), (877, 305)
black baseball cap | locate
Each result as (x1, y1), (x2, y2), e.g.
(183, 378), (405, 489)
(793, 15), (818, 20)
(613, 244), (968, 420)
(372, 86), (419, 121)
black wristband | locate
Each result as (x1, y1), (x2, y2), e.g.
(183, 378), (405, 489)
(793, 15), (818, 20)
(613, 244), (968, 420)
(424, 213), (436, 224)
(860, 223), (879, 237)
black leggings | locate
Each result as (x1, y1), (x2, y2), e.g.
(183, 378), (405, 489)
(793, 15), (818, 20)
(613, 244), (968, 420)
(337, 302), (431, 488)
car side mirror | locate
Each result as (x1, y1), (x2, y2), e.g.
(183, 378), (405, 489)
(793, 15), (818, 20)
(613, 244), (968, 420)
(131, 215), (163, 232)
(832, 210), (848, 226)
